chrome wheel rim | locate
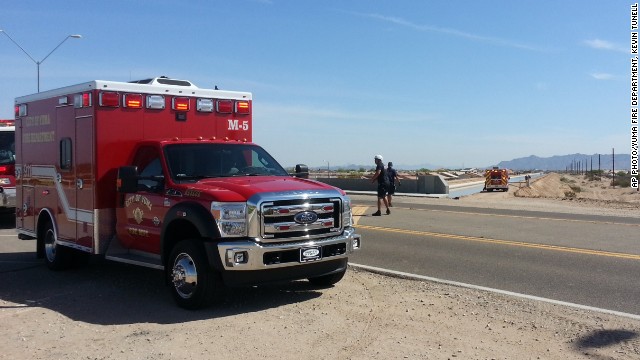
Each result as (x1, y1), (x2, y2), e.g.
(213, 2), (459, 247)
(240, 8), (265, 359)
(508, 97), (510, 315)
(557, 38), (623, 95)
(171, 253), (198, 299)
(44, 228), (56, 262)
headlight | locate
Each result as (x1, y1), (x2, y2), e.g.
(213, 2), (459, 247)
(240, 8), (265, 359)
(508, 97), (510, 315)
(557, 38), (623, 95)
(343, 196), (353, 227)
(211, 202), (247, 237)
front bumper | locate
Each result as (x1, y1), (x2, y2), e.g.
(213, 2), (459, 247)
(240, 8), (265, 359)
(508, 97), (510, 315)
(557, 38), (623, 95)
(216, 227), (361, 271)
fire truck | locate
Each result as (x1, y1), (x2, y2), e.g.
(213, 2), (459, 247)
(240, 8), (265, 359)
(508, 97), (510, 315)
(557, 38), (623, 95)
(0, 119), (16, 214)
(14, 77), (361, 309)
(483, 167), (510, 192)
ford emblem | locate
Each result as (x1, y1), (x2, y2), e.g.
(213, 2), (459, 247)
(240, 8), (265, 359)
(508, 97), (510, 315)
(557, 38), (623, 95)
(303, 248), (320, 257)
(294, 211), (318, 224)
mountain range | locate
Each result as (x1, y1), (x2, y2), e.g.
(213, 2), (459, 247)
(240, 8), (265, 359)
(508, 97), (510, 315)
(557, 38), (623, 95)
(495, 153), (632, 171)
(313, 153), (633, 171)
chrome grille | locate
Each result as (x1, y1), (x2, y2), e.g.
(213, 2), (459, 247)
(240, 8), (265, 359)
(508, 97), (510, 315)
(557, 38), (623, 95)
(261, 197), (342, 240)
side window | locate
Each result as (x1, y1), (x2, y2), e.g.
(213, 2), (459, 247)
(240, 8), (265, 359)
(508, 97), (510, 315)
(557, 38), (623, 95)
(60, 138), (72, 170)
(132, 146), (164, 192)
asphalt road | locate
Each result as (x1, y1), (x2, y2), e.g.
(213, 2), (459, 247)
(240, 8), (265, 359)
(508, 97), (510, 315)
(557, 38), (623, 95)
(349, 197), (640, 316)
(2, 201), (639, 317)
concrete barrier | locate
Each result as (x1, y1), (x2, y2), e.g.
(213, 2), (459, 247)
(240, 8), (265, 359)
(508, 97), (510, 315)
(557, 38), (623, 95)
(314, 175), (449, 195)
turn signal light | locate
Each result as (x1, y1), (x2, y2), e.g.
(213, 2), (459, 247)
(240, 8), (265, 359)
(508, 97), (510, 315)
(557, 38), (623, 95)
(124, 94), (143, 108)
(172, 97), (190, 111)
(235, 101), (250, 115)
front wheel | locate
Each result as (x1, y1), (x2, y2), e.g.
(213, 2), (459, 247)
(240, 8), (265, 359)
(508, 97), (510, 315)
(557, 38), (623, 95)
(308, 267), (347, 287)
(168, 240), (222, 310)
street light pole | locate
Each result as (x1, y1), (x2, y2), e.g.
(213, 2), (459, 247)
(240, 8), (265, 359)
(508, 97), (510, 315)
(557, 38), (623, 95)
(0, 30), (82, 92)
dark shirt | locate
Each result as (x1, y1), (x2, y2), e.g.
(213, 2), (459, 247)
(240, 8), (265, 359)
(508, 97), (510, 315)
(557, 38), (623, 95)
(376, 163), (389, 185)
(387, 167), (397, 185)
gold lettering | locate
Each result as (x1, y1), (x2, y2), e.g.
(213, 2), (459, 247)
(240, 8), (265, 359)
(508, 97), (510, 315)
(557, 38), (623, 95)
(185, 189), (201, 197)
(125, 194), (152, 211)
(22, 131), (55, 143)
(23, 114), (51, 127)
(127, 227), (149, 237)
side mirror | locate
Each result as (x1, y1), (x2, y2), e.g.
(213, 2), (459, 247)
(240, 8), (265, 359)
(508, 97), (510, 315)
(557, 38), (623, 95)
(294, 164), (309, 179)
(117, 166), (139, 193)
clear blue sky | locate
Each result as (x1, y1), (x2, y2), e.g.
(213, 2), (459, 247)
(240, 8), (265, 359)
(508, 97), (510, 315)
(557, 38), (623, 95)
(0, 1), (631, 169)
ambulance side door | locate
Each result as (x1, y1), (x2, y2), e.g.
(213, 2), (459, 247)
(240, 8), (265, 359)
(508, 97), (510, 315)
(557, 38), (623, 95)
(120, 146), (166, 254)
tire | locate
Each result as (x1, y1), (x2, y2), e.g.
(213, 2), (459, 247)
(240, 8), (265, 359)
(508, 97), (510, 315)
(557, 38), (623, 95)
(42, 221), (72, 271)
(168, 239), (222, 310)
(308, 267), (347, 287)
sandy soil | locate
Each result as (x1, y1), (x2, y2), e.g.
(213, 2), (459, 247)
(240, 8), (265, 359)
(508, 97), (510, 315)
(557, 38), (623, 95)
(451, 173), (640, 218)
(1, 173), (639, 360)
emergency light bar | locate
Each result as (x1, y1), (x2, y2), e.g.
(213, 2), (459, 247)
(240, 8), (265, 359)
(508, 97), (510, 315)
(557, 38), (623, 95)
(0, 119), (15, 127)
(94, 91), (250, 115)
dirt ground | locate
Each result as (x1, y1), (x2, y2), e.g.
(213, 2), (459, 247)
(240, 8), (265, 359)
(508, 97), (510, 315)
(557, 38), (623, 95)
(452, 173), (640, 218)
(1, 173), (639, 360)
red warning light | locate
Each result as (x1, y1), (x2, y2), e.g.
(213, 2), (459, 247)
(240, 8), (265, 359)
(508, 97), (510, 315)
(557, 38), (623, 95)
(216, 100), (233, 113)
(99, 91), (120, 107)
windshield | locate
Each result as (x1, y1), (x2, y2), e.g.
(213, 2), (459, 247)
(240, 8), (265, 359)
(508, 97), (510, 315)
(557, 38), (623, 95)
(164, 143), (289, 182)
(0, 130), (15, 165)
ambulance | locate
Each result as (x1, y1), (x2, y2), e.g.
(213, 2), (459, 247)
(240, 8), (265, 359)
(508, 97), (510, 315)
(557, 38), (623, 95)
(14, 77), (361, 309)
(483, 167), (510, 192)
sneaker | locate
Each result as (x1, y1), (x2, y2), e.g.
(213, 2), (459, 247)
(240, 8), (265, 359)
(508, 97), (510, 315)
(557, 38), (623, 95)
(372, 211), (381, 216)
(386, 208), (391, 215)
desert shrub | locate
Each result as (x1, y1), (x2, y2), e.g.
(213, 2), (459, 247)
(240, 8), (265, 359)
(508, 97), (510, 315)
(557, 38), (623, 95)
(568, 185), (582, 193)
(564, 190), (576, 198)
(612, 176), (631, 188)
(585, 170), (603, 181)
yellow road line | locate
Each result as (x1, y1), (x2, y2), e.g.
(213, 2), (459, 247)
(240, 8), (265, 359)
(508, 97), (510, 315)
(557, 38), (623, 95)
(354, 204), (640, 227)
(357, 224), (640, 260)
(426, 208), (640, 227)
(351, 206), (370, 225)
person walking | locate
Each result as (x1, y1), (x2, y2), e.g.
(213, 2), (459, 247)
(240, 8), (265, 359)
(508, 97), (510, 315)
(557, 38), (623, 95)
(371, 154), (390, 216)
(386, 161), (400, 207)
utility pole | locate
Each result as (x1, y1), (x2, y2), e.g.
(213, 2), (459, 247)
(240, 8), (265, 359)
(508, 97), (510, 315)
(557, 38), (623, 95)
(612, 148), (615, 189)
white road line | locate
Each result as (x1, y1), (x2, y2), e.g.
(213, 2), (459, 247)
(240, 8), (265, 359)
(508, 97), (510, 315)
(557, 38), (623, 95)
(350, 263), (640, 321)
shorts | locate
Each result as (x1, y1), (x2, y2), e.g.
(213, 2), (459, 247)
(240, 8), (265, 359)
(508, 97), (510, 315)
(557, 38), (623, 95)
(377, 183), (388, 198)
(388, 184), (396, 195)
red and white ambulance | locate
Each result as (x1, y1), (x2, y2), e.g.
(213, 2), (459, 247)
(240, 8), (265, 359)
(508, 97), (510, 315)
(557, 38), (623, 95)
(0, 119), (16, 214)
(14, 76), (360, 309)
